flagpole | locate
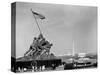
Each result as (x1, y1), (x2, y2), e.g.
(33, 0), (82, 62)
(72, 40), (75, 67)
(73, 40), (75, 57)
(30, 9), (42, 34)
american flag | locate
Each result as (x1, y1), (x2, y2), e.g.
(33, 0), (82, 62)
(31, 9), (45, 19)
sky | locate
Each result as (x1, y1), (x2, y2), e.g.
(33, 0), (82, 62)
(14, 2), (97, 58)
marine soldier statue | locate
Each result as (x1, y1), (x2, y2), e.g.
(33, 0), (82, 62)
(24, 33), (53, 60)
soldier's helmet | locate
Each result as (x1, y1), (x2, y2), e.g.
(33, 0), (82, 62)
(34, 37), (37, 40)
